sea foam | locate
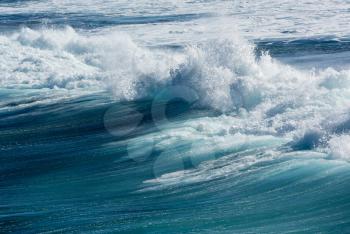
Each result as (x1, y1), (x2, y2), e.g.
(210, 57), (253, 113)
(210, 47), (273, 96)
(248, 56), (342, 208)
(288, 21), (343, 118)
(2, 26), (350, 149)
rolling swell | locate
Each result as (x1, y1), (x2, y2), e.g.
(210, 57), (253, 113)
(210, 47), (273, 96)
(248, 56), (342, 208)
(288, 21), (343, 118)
(257, 37), (350, 57)
(0, 13), (209, 30)
(1, 90), (350, 232)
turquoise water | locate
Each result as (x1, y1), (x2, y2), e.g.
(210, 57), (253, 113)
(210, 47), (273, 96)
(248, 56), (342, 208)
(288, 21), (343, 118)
(1, 1), (350, 233)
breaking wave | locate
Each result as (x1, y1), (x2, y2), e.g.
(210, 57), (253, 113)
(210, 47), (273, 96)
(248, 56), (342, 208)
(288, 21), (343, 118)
(2, 27), (350, 146)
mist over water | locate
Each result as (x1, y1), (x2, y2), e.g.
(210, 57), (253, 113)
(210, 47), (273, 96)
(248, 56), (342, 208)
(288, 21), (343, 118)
(1, 1), (350, 233)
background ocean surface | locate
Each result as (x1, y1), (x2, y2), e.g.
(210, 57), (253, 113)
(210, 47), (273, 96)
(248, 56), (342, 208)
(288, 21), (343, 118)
(1, 1), (350, 233)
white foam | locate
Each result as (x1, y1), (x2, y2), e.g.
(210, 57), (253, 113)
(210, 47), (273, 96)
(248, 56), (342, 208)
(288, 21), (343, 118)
(0, 27), (102, 89)
(329, 135), (350, 161)
(2, 26), (350, 136)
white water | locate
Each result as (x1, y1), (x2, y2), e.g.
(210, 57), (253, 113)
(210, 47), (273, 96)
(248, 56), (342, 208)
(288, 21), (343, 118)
(2, 26), (350, 144)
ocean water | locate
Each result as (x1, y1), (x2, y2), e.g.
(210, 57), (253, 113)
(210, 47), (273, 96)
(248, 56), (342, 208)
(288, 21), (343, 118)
(1, 1), (350, 233)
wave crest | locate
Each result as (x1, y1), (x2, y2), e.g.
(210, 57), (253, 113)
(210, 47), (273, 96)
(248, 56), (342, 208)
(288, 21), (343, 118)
(1, 27), (350, 120)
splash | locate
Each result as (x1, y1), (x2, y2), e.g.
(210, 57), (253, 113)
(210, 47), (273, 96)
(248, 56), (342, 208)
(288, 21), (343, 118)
(329, 135), (350, 161)
(1, 26), (350, 145)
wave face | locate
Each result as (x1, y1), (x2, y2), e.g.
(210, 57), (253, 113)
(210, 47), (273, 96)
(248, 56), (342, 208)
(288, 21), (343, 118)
(1, 1), (350, 233)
